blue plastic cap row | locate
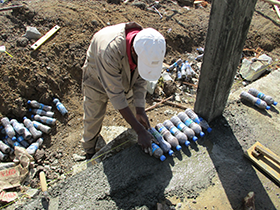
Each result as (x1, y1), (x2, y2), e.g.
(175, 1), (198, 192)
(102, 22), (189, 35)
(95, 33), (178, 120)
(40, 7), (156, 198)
(266, 106), (271, 110)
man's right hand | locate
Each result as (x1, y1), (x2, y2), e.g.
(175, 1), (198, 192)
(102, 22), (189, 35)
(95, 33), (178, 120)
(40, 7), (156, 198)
(137, 129), (153, 155)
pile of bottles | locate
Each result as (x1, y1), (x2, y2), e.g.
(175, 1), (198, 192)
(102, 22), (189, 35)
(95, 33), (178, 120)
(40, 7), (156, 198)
(148, 108), (212, 161)
(0, 98), (68, 161)
(240, 88), (277, 110)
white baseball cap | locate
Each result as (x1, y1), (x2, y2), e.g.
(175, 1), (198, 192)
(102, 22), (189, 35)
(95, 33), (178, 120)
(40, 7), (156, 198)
(133, 28), (166, 81)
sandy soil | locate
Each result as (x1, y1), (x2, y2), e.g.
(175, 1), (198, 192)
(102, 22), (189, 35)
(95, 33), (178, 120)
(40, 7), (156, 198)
(0, 0), (280, 209)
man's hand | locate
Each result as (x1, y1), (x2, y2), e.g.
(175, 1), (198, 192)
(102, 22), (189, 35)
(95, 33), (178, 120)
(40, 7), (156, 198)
(137, 129), (153, 155)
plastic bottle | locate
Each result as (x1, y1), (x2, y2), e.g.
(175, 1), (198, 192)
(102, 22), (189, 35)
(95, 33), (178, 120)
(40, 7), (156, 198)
(155, 123), (182, 150)
(196, 47), (204, 53)
(0, 140), (11, 154)
(16, 136), (30, 148)
(53, 98), (68, 116)
(32, 121), (51, 134)
(0, 151), (8, 161)
(4, 136), (20, 148)
(151, 143), (166, 161)
(1, 117), (15, 138)
(23, 127), (32, 141)
(195, 54), (204, 61)
(248, 88), (277, 106)
(177, 112), (204, 137)
(163, 120), (189, 146)
(27, 100), (52, 111)
(240, 91), (270, 110)
(26, 138), (43, 155)
(181, 60), (195, 79)
(167, 58), (183, 72)
(148, 127), (174, 156)
(23, 117), (43, 139)
(29, 108), (55, 118)
(185, 108), (201, 124)
(10, 119), (25, 135)
(198, 117), (212, 133)
(170, 115), (200, 141)
(177, 67), (182, 80)
(32, 114), (56, 125)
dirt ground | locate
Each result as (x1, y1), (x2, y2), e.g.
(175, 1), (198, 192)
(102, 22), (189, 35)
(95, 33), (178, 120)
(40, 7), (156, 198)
(0, 0), (280, 209)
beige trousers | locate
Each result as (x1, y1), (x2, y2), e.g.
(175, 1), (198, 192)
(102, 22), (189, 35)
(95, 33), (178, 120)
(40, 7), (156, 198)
(81, 84), (136, 154)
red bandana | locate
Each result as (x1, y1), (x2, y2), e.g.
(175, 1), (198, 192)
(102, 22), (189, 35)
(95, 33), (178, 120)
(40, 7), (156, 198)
(126, 28), (141, 71)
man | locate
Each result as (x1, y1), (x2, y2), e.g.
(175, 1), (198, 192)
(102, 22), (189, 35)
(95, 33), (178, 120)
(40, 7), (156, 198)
(81, 22), (166, 159)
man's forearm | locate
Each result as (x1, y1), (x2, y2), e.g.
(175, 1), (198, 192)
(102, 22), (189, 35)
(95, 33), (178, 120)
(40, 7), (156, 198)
(119, 106), (146, 133)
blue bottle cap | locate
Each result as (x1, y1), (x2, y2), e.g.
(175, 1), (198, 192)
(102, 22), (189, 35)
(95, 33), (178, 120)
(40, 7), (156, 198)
(176, 145), (182, 151)
(12, 136), (16, 141)
(160, 155), (166, 161)
(23, 116), (27, 120)
(200, 132), (205, 137)
(31, 115), (34, 119)
(273, 101), (278, 106)
(184, 140), (190, 146)
(193, 136), (198, 142)
(27, 100), (31, 104)
(29, 108), (32, 112)
(168, 150), (174, 156)
(266, 106), (270, 110)
(207, 127), (212, 133)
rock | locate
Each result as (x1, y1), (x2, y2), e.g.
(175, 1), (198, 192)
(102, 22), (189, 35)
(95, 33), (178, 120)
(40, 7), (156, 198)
(16, 37), (29, 47)
(73, 153), (86, 162)
(23, 26), (41, 39)
(163, 80), (177, 96)
(34, 149), (45, 162)
(177, 0), (194, 7)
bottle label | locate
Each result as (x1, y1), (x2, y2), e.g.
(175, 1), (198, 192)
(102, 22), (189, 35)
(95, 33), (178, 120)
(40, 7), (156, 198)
(151, 143), (159, 153)
(29, 144), (38, 151)
(255, 99), (261, 106)
(177, 122), (184, 130)
(184, 119), (193, 126)
(169, 127), (178, 135)
(257, 92), (264, 99)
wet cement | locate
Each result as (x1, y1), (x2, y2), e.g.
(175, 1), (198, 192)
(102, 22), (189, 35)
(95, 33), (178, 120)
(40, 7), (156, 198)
(12, 70), (280, 210)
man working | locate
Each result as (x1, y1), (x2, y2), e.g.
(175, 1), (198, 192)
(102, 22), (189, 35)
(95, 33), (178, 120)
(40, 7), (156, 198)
(81, 22), (166, 159)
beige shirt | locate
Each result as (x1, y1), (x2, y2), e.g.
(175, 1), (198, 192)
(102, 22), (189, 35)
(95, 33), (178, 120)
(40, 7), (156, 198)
(82, 22), (147, 110)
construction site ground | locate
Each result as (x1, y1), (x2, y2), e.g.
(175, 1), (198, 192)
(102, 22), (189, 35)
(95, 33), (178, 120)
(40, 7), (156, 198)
(0, 0), (280, 209)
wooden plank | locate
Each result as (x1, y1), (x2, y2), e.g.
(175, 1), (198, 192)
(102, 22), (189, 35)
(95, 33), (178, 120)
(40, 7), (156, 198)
(244, 141), (280, 185)
(194, 0), (258, 122)
(0, 5), (23, 12)
(30, 25), (60, 50)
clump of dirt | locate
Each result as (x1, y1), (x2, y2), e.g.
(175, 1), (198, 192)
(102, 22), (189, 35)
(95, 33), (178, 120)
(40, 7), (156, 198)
(0, 0), (280, 205)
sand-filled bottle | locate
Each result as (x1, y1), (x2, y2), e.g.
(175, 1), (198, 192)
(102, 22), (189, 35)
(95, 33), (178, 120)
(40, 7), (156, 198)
(248, 88), (277, 106)
(1, 117), (15, 138)
(4, 136), (20, 148)
(0, 140), (11, 154)
(23, 117), (43, 139)
(167, 58), (183, 72)
(53, 98), (68, 116)
(240, 91), (270, 110)
(27, 100), (52, 111)
(151, 143), (166, 161)
(32, 114), (56, 125)
(10, 119), (25, 135)
(185, 108), (201, 124)
(16, 136), (30, 148)
(198, 117), (212, 133)
(33, 120), (51, 134)
(163, 120), (190, 146)
(23, 127), (32, 141)
(29, 108), (55, 118)
(26, 138), (44, 155)
(170, 115), (199, 141)
(0, 151), (8, 161)
(148, 127), (174, 156)
(177, 112), (204, 137)
(155, 123), (182, 150)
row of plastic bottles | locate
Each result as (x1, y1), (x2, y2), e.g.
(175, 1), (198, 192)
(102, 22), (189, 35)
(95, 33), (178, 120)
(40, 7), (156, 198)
(148, 108), (212, 161)
(240, 88), (277, 110)
(28, 98), (68, 116)
(166, 58), (196, 81)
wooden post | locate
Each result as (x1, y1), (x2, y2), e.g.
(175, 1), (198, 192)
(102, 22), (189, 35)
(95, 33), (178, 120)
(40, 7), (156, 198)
(194, 0), (258, 122)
